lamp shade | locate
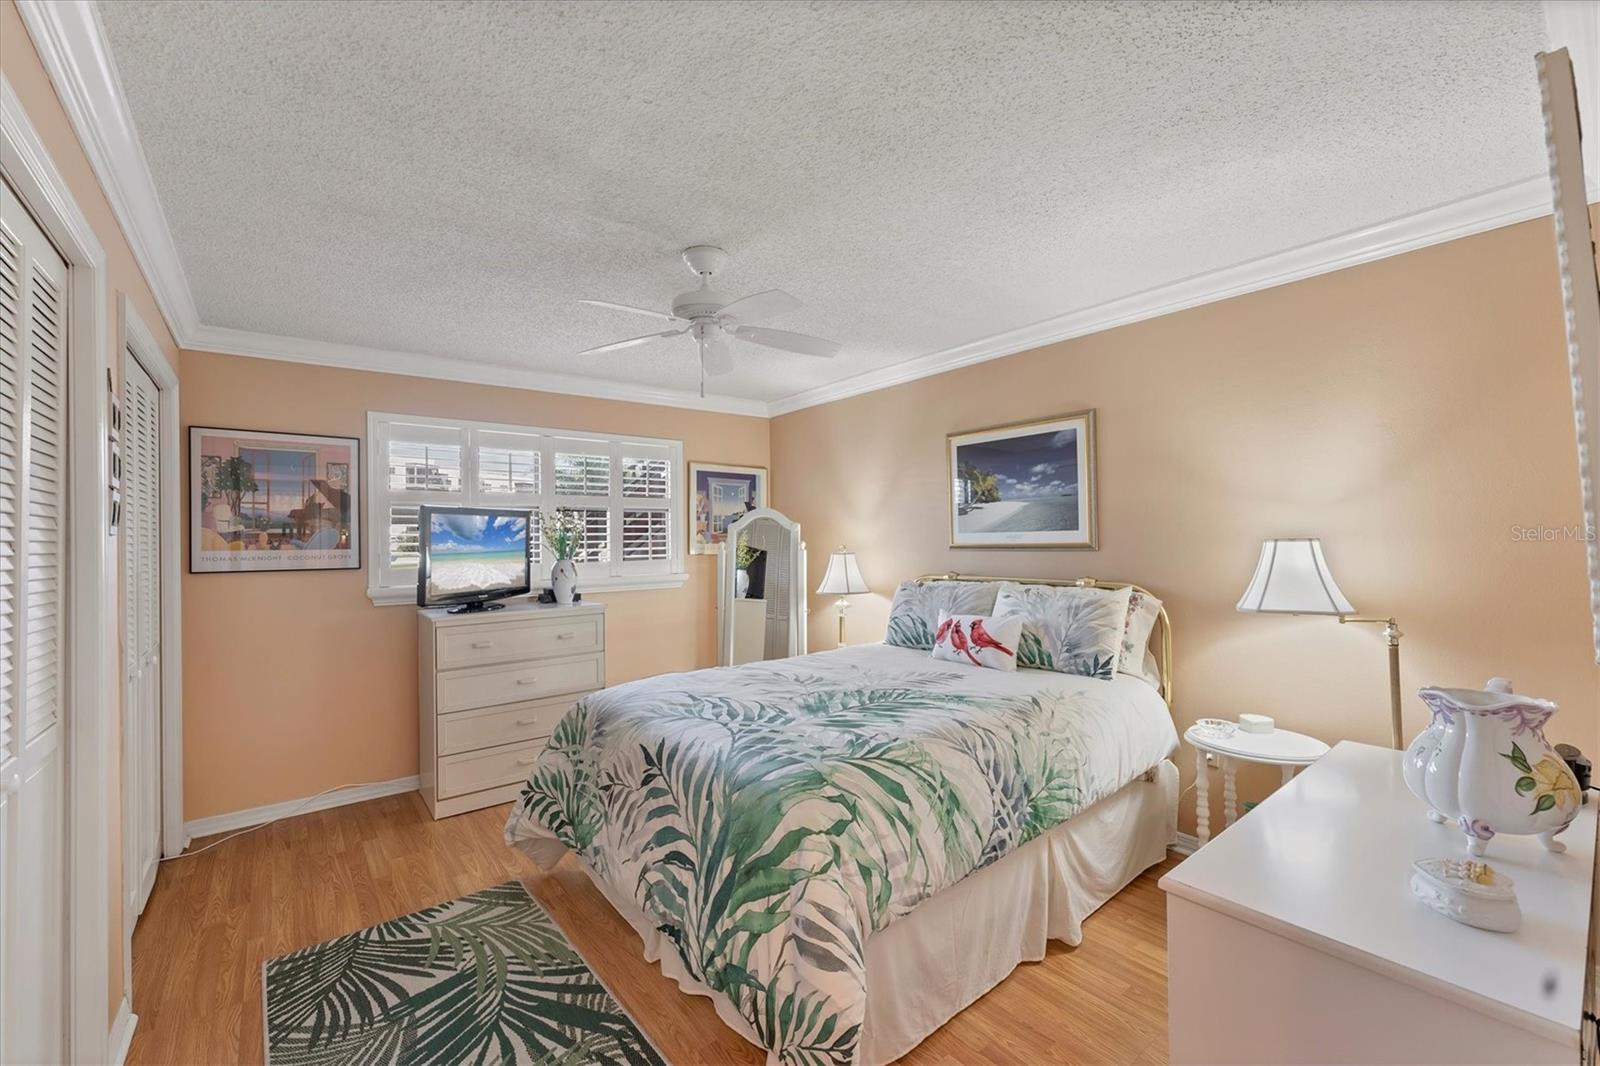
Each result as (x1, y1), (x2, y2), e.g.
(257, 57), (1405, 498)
(817, 547), (869, 596)
(1236, 538), (1355, 615)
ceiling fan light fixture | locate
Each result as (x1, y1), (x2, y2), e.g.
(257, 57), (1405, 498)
(577, 246), (841, 379)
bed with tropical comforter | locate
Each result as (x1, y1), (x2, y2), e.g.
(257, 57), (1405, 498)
(504, 642), (1176, 1066)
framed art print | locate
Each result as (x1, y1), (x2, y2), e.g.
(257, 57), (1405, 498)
(948, 410), (1097, 549)
(689, 462), (767, 555)
(190, 426), (361, 573)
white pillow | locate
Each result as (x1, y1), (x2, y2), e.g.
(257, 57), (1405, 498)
(992, 582), (1132, 679)
(930, 611), (1023, 672)
(1119, 588), (1163, 677)
(1126, 647), (1164, 691)
(884, 579), (1005, 649)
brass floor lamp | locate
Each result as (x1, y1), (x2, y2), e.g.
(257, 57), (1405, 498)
(1236, 538), (1405, 749)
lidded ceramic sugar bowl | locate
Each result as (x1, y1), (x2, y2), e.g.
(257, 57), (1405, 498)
(1403, 678), (1581, 856)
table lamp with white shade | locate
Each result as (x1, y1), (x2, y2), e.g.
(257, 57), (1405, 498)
(1236, 538), (1405, 748)
(817, 546), (870, 646)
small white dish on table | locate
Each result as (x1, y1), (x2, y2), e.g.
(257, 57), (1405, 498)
(1184, 722), (1329, 845)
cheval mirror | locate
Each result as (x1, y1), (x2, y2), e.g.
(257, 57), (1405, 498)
(717, 508), (807, 665)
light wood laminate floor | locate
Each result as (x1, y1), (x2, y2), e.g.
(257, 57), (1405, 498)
(127, 792), (1177, 1065)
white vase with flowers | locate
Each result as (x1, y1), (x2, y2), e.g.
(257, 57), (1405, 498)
(541, 508), (582, 605)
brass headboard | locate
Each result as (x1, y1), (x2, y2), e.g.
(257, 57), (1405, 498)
(914, 573), (1174, 713)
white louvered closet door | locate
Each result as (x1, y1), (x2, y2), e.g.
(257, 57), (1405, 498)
(123, 353), (161, 919)
(0, 178), (69, 1064)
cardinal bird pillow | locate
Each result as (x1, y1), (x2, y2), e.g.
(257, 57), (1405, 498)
(930, 611), (1024, 672)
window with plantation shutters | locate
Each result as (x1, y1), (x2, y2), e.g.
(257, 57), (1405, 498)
(621, 510), (670, 561)
(619, 445), (671, 562)
(552, 442), (610, 498)
(621, 455), (670, 499)
(478, 446), (539, 495)
(366, 413), (685, 602)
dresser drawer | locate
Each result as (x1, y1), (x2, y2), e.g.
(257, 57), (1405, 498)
(436, 693), (582, 756)
(435, 614), (604, 670)
(437, 654), (603, 713)
(437, 738), (544, 799)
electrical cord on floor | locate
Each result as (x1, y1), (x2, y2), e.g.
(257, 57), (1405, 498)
(160, 781), (398, 861)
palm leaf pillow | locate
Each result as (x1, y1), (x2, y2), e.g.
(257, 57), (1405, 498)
(884, 579), (1003, 649)
(992, 582), (1132, 678)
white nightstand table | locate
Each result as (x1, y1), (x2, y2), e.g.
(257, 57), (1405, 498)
(1185, 724), (1328, 845)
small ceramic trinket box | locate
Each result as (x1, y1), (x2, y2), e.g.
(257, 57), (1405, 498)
(1409, 858), (1521, 933)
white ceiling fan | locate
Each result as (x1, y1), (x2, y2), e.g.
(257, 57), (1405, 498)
(579, 246), (842, 390)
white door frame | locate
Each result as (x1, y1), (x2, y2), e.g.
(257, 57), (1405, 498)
(2, 77), (117, 1064)
(119, 297), (181, 858)
(117, 297), (181, 1015)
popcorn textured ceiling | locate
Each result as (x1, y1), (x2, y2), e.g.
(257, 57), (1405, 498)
(95, 0), (1549, 403)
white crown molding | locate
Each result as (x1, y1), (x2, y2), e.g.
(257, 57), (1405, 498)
(15, 0), (198, 344)
(185, 323), (771, 416)
(767, 174), (1560, 416)
(21, 0), (1600, 423)
(182, 775), (421, 841)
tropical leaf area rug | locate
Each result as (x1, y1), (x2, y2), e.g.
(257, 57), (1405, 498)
(264, 881), (665, 1066)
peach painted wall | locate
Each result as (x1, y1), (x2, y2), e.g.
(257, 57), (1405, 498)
(177, 349), (769, 821)
(3, 0), (184, 1022)
(771, 215), (1600, 835)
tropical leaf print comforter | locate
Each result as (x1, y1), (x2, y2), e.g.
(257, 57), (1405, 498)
(505, 643), (1176, 1066)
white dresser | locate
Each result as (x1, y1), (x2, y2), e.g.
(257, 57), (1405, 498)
(1162, 741), (1595, 1064)
(418, 601), (605, 818)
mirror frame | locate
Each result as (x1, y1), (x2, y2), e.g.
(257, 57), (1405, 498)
(716, 507), (808, 665)
(1540, 46), (1600, 664)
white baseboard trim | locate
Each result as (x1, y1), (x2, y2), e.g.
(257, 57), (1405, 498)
(183, 775), (421, 841)
(108, 997), (136, 1066)
(1171, 832), (1200, 857)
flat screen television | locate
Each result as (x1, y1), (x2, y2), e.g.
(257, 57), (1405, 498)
(416, 505), (531, 612)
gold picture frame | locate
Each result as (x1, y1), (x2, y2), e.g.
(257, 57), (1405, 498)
(947, 409), (1097, 549)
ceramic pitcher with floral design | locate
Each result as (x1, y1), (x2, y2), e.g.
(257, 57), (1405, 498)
(1404, 678), (1581, 856)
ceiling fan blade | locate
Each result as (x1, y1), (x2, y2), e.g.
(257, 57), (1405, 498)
(717, 288), (802, 323)
(701, 330), (735, 376)
(579, 328), (686, 356)
(578, 299), (679, 322)
(733, 325), (841, 358)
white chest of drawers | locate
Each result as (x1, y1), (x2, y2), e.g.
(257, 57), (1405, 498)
(1162, 742), (1595, 1064)
(418, 601), (605, 818)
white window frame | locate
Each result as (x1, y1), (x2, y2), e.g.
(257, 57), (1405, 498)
(366, 411), (687, 605)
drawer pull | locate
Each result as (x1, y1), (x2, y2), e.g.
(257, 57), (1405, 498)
(470, 640), (495, 649)
(517, 757), (537, 766)
(555, 632), (574, 640)
(516, 677), (538, 686)
(515, 717), (538, 726)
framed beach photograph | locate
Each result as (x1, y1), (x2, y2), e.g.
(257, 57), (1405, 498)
(190, 426), (361, 573)
(948, 410), (1097, 549)
(689, 462), (767, 555)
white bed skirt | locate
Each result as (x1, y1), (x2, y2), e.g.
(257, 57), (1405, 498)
(576, 759), (1179, 1065)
